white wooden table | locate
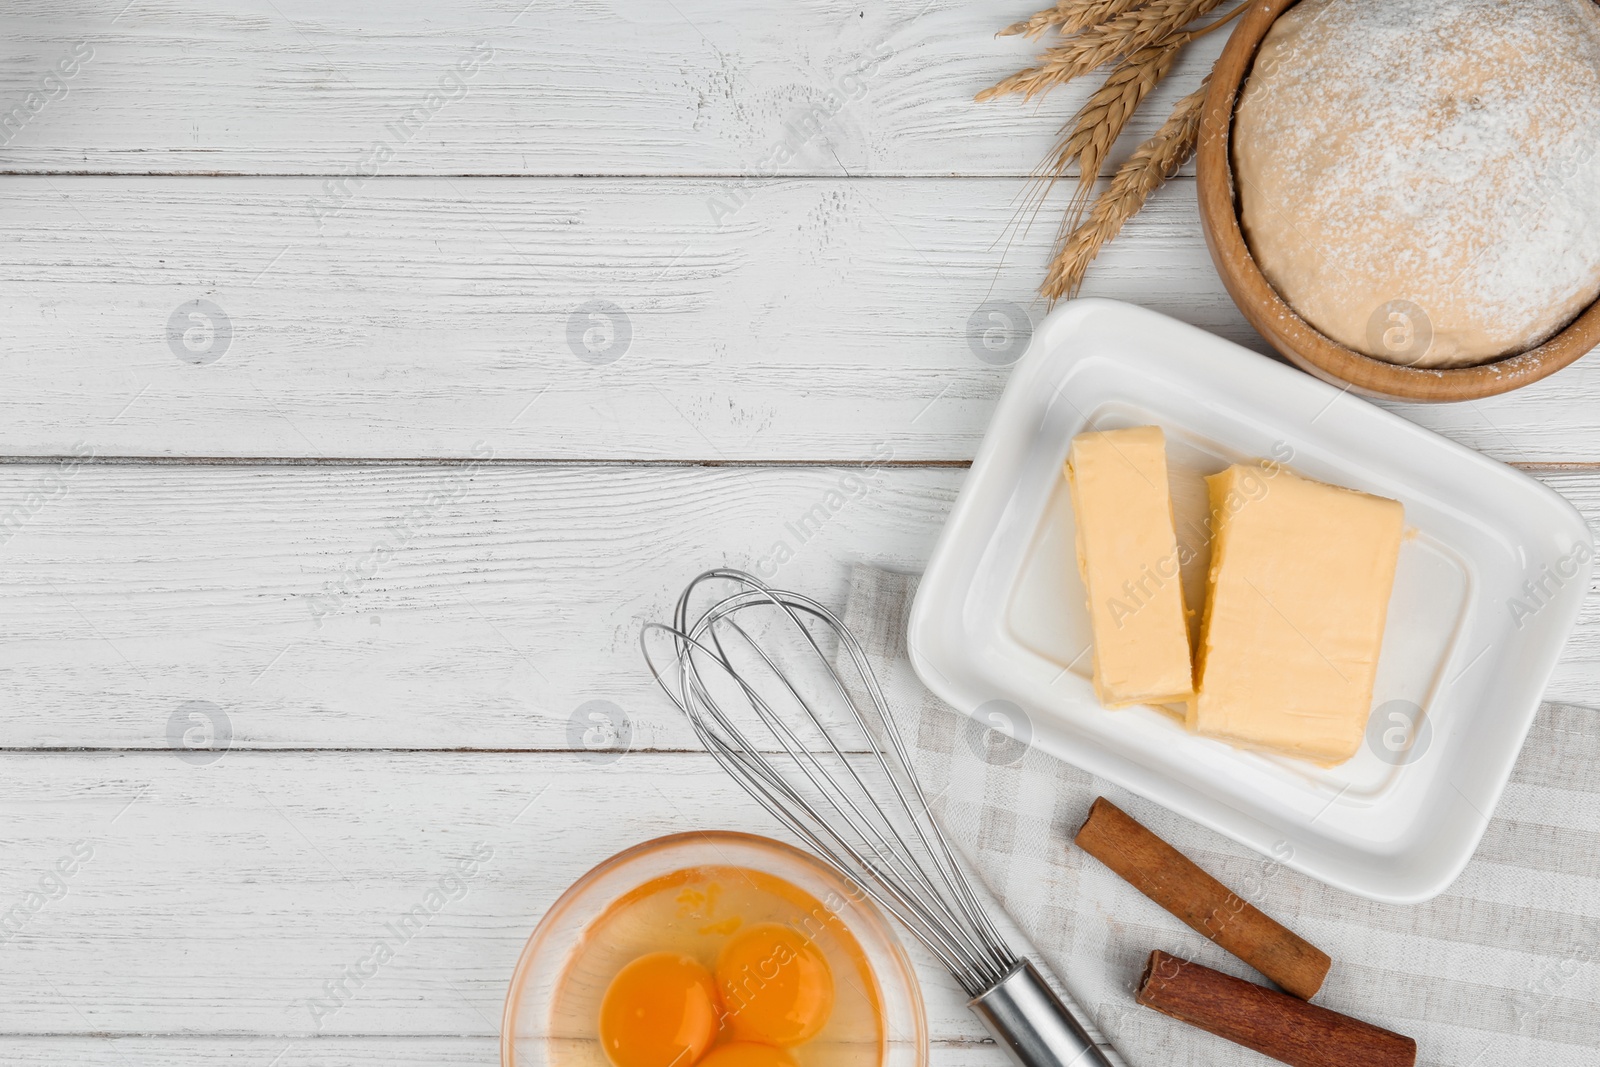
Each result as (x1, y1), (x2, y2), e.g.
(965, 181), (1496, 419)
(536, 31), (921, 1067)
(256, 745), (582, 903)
(1, 3), (1595, 1064)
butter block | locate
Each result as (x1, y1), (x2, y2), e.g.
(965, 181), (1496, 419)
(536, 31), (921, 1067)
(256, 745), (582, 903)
(1065, 426), (1194, 707)
(1190, 465), (1404, 764)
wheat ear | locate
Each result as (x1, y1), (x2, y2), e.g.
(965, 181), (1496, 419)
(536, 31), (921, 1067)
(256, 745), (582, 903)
(979, 0), (1226, 102)
(999, 0), (1148, 41)
(1048, 39), (1183, 221)
(1042, 80), (1209, 303)
(1046, 2), (1242, 228)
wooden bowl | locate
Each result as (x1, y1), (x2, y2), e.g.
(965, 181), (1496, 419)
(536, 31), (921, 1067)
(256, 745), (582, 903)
(1196, 0), (1600, 402)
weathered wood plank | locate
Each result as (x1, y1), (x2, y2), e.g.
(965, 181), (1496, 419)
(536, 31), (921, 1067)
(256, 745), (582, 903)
(0, 1037), (1006, 1066)
(0, 464), (948, 750)
(0, 464), (1593, 752)
(0, 751), (999, 1044)
(0, 0), (1224, 177)
(1, 176), (1595, 463)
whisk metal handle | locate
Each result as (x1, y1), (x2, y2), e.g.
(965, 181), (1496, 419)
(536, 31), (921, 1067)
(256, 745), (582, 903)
(970, 962), (1117, 1067)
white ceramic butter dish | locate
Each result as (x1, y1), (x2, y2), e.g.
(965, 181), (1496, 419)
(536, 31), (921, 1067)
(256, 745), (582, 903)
(908, 299), (1593, 903)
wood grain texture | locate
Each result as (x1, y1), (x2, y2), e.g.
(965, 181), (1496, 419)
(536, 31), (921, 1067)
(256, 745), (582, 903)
(0, 1039), (501, 1066)
(0, 464), (951, 749)
(0, 1037), (1000, 1067)
(0, 751), (1004, 1048)
(0, 463), (1595, 752)
(1, 175), (1596, 462)
(0, 0), (1227, 177)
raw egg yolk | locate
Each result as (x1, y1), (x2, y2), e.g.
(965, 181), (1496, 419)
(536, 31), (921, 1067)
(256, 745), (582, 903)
(599, 952), (720, 1067)
(697, 1043), (798, 1067)
(715, 923), (834, 1045)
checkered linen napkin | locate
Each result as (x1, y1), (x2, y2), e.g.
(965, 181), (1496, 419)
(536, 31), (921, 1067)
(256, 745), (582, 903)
(841, 564), (1600, 1067)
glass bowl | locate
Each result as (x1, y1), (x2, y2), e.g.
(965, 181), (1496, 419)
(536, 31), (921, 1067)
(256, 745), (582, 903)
(501, 830), (928, 1067)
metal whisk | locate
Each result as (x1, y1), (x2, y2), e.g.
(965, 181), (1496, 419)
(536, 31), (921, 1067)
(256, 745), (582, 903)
(642, 569), (1116, 1067)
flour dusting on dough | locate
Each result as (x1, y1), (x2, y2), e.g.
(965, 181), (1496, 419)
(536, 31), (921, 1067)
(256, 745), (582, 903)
(1233, 0), (1600, 367)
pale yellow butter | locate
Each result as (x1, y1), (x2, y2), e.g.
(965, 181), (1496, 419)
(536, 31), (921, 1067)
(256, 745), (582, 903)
(1190, 464), (1404, 764)
(1065, 427), (1194, 708)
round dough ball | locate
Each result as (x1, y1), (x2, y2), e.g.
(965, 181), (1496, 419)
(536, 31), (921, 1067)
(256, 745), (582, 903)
(1233, 0), (1600, 367)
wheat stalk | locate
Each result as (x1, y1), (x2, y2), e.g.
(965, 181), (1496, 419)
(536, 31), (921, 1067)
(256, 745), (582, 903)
(999, 0), (1149, 41)
(1046, 2), (1242, 227)
(1041, 80), (1209, 303)
(978, 0), (1227, 102)
(980, 0), (1243, 297)
(1048, 39), (1183, 219)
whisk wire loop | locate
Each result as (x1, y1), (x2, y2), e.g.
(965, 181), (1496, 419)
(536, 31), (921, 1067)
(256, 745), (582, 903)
(643, 622), (982, 982)
(646, 613), (996, 986)
(641, 569), (1021, 996)
(701, 616), (1007, 984)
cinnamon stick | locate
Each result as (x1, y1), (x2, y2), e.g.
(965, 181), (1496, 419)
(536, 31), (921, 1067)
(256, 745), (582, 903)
(1075, 797), (1330, 999)
(1136, 951), (1416, 1067)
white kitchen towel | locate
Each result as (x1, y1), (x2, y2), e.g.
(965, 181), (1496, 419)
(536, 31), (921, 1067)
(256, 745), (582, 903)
(842, 564), (1600, 1067)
